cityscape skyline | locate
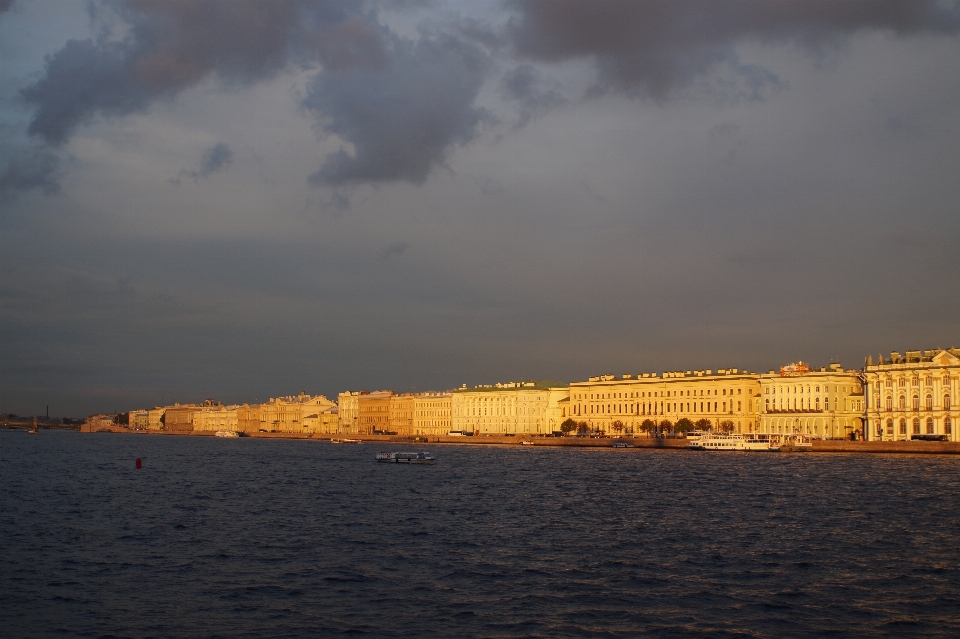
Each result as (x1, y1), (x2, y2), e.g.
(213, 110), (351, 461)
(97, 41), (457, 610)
(2, 1), (959, 417)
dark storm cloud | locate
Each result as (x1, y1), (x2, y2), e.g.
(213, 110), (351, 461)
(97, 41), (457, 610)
(501, 64), (564, 127)
(174, 142), (233, 182)
(0, 148), (61, 201)
(304, 34), (488, 185)
(0, 0), (13, 14)
(509, 0), (960, 99)
(19, 0), (369, 146)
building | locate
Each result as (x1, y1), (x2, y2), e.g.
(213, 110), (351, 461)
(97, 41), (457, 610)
(337, 391), (365, 434)
(302, 405), (339, 433)
(568, 369), (761, 434)
(260, 393), (337, 433)
(163, 404), (199, 432)
(863, 348), (959, 441)
(451, 381), (570, 436)
(237, 404), (262, 433)
(128, 409), (149, 430)
(147, 407), (165, 430)
(389, 394), (415, 435)
(192, 403), (239, 432)
(757, 362), (863, 439)
(412, 393), (452, 436)
(358, 391), (393, 434)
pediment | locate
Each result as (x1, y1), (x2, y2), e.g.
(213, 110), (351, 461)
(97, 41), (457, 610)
(933, 350), (960, 366)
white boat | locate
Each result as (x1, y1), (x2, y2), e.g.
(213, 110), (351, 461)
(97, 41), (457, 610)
(689, 434), (745, 450)
(376, 451), (435, 464)
(520, 440), (534, 445)
(331, 438), (363, 444)
(742, 433), (778, 451)
(215, 430), (239, 438)
(779, 434), (813, 452)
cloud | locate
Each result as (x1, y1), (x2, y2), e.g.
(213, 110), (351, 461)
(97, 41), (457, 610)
(509, 0), (960, 99)
(0, 148), (61, 201)
(501, 64), (565, 127)
(379, 241), (409, 259)
(305, 33), (489, 186)
(19, 0), (369, 146)
(174, 142), (233, 182)
(0, 0), (13, 14)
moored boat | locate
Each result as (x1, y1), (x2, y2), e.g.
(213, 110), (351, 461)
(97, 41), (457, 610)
(215, 430), (239, 438)
(742, 433), (778, 451)
(779, 434), (813, 452)
(331, 438), (363, 444)
(376, 451), (435, 464)
(689, 434), (745, 450)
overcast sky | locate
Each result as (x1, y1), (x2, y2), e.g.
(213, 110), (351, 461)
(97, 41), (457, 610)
(2, 0), (959, 417)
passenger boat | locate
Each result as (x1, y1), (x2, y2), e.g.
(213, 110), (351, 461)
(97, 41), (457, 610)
(331, 438), (363, 444)
(611, 441), (633, 448)
(742, 433), (777, 451)
(520, 440), (534, 445)
(689, 434), (745, 450)
(376, 451), (435, 464)
(215, 430), (239, 438)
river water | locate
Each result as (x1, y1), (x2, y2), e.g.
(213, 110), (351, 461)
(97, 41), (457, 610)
(2, 430), (959, 638)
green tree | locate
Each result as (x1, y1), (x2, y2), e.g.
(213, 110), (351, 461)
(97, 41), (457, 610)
(576, 421), (591, 436)
(675, 417), (694, 434)
(611, 420), (624, 436)
(658, 419), (673, 435)
(560, 418), (577, 435)
(694, 418), (712, 431)
(640, 419), (657, 435)
(719, 420), (735, 434)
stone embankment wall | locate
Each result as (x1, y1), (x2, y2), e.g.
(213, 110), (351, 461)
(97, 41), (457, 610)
(813, 440), (960, 455)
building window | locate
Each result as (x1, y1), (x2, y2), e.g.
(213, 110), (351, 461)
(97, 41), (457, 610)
(885, 396), (892, 411)
(925, 395), (933, 410)
(816, 397), (821, 410)
(899, 395), (906, 410)
(926, 417), (934, 434)
(945, 394), (951, 409)
(925, 376), (933, 387)
(887, 419), (894, 435)
(946, 417), (952, 435)
(912, 418), (920, 434)
(912, 395), (920, 411)
(900, 419), (907, 435)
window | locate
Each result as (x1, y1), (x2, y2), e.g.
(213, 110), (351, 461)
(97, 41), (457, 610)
(945, 394), (951, 409)
(899, 395), (906, 410)
(912, 395), (919, 411)
(925, 376), (933, 387)
(926, 395), (933, 410)
(900, 419), (908, 435)
(887, 419), (894, 435)
(946, 417), (952, 435)
(825, 397), (830, 410)
(886, 396), (892, 411)
(912, 376), (919, 386)
(912, 418), (920, 434)
(926, 418), (934, 434)
(816, 397), (821, 410)
(899, 378), (906, 387)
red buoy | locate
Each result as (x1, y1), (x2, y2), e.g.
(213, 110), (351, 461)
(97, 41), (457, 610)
(135, 458), (142, 469)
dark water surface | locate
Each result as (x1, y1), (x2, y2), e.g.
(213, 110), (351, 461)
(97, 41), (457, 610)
(2, 430), (959, 638)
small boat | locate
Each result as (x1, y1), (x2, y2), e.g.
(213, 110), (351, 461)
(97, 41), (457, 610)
(611, 441), (633, 448)
(520, 440), (534, 445)
(215, 430), (239, 438)
(779, 434), (813, 452)
(376, 451), (435, 464)
(331, 438), (363, 444)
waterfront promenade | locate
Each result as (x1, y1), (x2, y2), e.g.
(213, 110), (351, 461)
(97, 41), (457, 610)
(71, 427), (960, 454)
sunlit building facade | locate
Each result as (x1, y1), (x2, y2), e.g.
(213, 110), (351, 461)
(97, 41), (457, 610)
(569, 369), (761, 434)
(451, 382), (570, 436)
(757, 364), (863, 439)
(864, 348), (960, 441)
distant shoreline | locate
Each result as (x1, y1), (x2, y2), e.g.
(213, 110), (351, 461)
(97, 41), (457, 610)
(52, 428), (960, 454)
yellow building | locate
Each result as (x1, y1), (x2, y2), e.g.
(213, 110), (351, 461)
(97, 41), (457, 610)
(358, 391), (393, 434)
(192, 404), (239, 432)
(412, 393), (451, 436)
(337, 391), (364, 434)
(260, 393), (337, 433)
(303, 406), (340, 434)
(237, 404), (262, 433)
(757, 363), (863, 439)
(389, 394), (415, 434)
(864, 348), (959, 441)
(451, 381), (569, 436)
(147, 407), (165, 430)
(569, 369), (761, 434)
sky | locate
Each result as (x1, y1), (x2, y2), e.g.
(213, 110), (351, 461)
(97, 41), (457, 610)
(2, 0), (959, 417)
